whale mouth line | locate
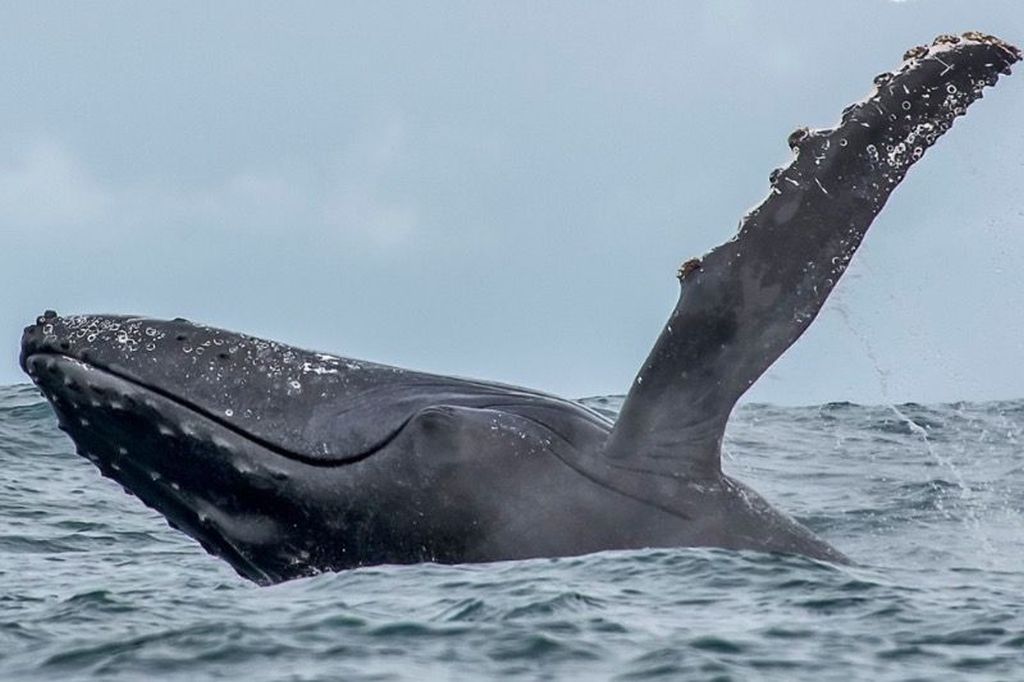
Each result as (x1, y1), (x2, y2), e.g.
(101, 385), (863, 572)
(23, 351), (405, 468)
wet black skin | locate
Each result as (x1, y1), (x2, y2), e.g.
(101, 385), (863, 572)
(22, 316), (844, 584)
(20, 34), (1020, 584)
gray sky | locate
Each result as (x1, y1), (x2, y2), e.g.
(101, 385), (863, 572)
(2, 1), (1022, 405)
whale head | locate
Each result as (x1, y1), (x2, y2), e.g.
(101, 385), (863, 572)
(20, 312), (407, 583)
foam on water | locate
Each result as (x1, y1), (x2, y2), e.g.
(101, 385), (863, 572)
(2, 384), (1023, 680)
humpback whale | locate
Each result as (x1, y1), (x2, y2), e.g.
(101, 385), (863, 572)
(20, 34), (1020, 584)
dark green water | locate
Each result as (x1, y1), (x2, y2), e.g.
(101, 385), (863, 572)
(2, 384), (1023, 680)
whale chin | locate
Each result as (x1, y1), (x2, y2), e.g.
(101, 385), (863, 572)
(22, 352), (298, 585)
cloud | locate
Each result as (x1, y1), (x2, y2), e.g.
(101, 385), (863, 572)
(322, 114), (418, 249)
(1, 123), (419, 253)
(0, 139), (111, 226)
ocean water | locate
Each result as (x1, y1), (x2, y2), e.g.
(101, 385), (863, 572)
(1, 383), (1023, 681)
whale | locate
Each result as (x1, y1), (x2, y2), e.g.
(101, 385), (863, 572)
(20, 33), (1020, 584)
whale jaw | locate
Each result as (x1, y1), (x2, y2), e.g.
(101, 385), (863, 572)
(21, 351), (321, 585)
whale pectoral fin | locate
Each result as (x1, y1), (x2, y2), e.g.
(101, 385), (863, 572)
(603, 34), (1020, 477)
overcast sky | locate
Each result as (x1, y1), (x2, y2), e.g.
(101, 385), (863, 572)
(2, 1), (1022, 405)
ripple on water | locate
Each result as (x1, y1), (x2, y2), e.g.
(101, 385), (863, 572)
(2, 387), (1024, 680)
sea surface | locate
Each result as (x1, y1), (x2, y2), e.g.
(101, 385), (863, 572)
(2, 383), (1023, 681)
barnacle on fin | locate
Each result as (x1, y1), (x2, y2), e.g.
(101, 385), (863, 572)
(961, 31), (1022, 59)
(962, 31), (999, 44)
(677, 258), (702, 280)
(903, 45), (929, 61)
(787, 127), (809, 150)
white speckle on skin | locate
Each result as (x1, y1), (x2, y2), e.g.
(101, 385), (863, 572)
(300, 361), (339, 376)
